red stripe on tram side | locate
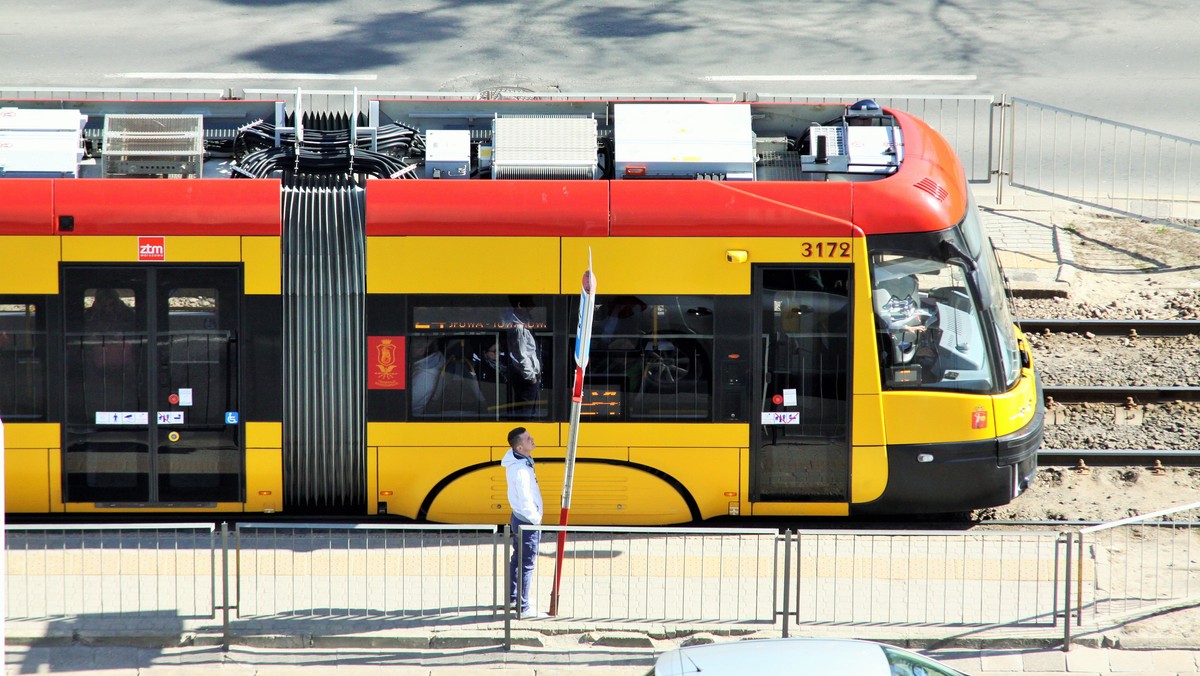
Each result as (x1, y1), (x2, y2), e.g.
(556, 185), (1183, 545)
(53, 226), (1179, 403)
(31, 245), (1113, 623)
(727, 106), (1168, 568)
(52, 179), (282, 235)
(366, 180), (610, 237)
(610, 180), (857, 237)
(0, 179), (55, 234)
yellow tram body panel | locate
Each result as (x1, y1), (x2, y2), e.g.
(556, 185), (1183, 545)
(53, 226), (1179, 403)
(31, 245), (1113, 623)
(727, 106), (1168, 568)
(373, 423), (749, 524)
(4, 424), (61, 513)
(242, 237), (282, 295)
(61, 236), (243, 263)
(244, 423), (284, 513)
(0, 237), (60, 294)
(367, 237), (562, 294)
(561, 237), (858, 295)
(880, 392), (999, 445)
(851, 445), (889, 504)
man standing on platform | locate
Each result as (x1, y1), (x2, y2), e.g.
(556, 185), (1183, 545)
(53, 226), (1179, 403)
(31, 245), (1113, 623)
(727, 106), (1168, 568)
(503, 426), (545, 618)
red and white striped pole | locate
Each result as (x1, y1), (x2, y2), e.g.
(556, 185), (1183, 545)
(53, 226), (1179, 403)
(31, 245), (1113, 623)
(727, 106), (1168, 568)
(549, 251), (596, 617)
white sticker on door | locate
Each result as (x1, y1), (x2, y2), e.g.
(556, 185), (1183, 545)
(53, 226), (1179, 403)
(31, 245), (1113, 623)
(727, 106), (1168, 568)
(761, 412), (800, 425)
(95, 412), (149, 425)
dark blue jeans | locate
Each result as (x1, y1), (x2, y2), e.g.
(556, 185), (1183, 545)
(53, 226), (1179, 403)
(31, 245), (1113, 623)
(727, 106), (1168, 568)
(509, 515), (541, 613)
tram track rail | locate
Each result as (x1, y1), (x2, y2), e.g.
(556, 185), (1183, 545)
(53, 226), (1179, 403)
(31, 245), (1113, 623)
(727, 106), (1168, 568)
(1018, 318), (1200, 336)
(1037, 448), (1200, 467)
(1042, 384), (1200, 402)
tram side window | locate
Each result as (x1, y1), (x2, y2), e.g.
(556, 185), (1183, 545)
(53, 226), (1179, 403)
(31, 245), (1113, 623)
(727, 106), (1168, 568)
(80, 287), (142, 414)
(580, 295), (714, 422)
(409, 295), (553, 421)
(0, 299), (47, 422)
(871, 256), (995, 393)
(166, 289), (226, 421)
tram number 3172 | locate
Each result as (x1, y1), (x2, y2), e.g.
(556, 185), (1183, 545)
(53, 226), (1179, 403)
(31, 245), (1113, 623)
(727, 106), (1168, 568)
(799, 241), (852, 259)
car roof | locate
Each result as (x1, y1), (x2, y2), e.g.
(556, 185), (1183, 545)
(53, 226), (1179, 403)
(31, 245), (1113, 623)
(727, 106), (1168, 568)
(653, 638), (891, 675)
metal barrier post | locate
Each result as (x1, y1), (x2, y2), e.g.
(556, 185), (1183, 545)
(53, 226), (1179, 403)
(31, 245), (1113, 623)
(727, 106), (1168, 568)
(1052, 531), (1061, 627)
(994, 94), (1009, 203)
(781, 530), (792, 638)
(492, 527), (500, 620)
(1076, 530), (1085, 630)
(503, 524), (512, 650)
(1062, 530), (1073, 651)
(221, 521), (231, 651)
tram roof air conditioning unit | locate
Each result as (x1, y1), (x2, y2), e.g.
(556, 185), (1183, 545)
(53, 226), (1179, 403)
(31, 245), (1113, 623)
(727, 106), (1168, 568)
(614, 103), (755, 180)
(0, 108), (87, 178)
(102, 114), (204, 178)
(490, 115), (599, 180)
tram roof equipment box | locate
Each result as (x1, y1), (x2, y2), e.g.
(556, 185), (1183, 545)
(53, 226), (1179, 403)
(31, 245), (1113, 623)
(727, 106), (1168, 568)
(102, 114), (204, 178)
(614, 103), (755, 180)
(0, 108), (88, 178)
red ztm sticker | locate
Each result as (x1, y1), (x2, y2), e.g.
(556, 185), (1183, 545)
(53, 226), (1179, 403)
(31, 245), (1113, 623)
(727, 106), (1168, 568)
(971, 410), (988, 429)
(138, 236), (166, 261)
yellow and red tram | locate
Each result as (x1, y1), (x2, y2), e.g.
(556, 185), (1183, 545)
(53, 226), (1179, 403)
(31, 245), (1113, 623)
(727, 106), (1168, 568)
(0, 95), (1042, 522)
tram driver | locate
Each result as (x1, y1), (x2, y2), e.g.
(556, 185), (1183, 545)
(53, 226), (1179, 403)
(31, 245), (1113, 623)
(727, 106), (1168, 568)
(872, 274), (943, 385)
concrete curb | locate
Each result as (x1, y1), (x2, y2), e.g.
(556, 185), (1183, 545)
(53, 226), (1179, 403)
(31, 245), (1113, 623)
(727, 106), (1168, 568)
(3, 628), (1107, 652)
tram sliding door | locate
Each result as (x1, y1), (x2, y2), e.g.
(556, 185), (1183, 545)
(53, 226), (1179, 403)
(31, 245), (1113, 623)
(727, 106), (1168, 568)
(751, 266), (852, 502)
(62, 266), (241, 506)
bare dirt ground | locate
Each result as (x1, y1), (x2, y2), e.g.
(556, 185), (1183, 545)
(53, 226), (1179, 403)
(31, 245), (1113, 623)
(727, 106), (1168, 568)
(1018, 212), (1200, 319)
(980, 212), (1200, 524)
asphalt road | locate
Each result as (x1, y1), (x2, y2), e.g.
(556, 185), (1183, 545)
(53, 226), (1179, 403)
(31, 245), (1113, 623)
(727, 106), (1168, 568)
(2, 1), (1197, 137)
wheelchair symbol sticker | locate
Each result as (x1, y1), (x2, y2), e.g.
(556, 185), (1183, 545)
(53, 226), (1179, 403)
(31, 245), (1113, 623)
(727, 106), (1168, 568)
(225, 412), (239, 424)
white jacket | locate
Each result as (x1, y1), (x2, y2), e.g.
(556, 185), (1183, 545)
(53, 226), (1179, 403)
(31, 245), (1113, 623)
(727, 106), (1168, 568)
(502, 449), (543, 524)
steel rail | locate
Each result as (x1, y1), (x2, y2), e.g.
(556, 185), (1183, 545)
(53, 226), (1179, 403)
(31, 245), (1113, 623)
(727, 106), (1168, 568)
(1038, 448), (1200, 467)
(1042, 385), (1200, 402)
(1019, 319), (1200, 336)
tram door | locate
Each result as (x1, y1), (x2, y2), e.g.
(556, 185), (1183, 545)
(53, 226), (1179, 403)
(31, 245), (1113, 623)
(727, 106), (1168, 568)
(751, 266), (852, 502)
(62, 266), (241, 506)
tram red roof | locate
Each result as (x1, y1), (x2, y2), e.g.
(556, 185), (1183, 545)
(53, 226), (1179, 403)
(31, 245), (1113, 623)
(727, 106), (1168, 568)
(0, 178), (281, 235)
(0, 111), (966, 238)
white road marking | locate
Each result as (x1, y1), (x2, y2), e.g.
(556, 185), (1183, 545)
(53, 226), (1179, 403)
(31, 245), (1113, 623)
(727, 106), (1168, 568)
(106, 72), (378, 81)
(703, 74), (977, 82)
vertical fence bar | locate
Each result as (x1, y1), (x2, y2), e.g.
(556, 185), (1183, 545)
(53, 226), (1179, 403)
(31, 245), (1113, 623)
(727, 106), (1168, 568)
(221, 522), (231, 651)
(491, 528), (499, 619)
(781, 530), (792, 637)
(503, 525), (512, 650)
(1062, 530), (1073, 651)
(996, 96), (1008, 203)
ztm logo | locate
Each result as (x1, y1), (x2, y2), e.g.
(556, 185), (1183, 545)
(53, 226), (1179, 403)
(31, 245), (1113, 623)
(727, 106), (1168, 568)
(138, 236), (166, 261)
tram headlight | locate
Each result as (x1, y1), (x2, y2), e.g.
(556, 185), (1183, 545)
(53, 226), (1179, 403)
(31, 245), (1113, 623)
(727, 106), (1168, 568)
(917, 453), (934, 463)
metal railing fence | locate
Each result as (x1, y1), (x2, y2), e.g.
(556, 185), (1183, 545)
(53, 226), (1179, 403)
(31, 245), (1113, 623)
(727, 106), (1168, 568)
(518, 525), (778, 624)
(1006, 97), (1200, 222)
(234, 523), (501, 621)
(779, 528), (1065, 633)
(1074, 501), (1200, 628)
(7, 517), (1200, 650)
(4, 523), (217, 620)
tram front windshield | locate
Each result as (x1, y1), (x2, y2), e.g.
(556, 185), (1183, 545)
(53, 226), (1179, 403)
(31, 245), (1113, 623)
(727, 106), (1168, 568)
(871, 254), (997, 393)
(870, 194), (1024, 394)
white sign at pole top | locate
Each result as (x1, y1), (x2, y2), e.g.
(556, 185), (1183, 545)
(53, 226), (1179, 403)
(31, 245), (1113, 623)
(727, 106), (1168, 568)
(573, 249), (597, 372)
